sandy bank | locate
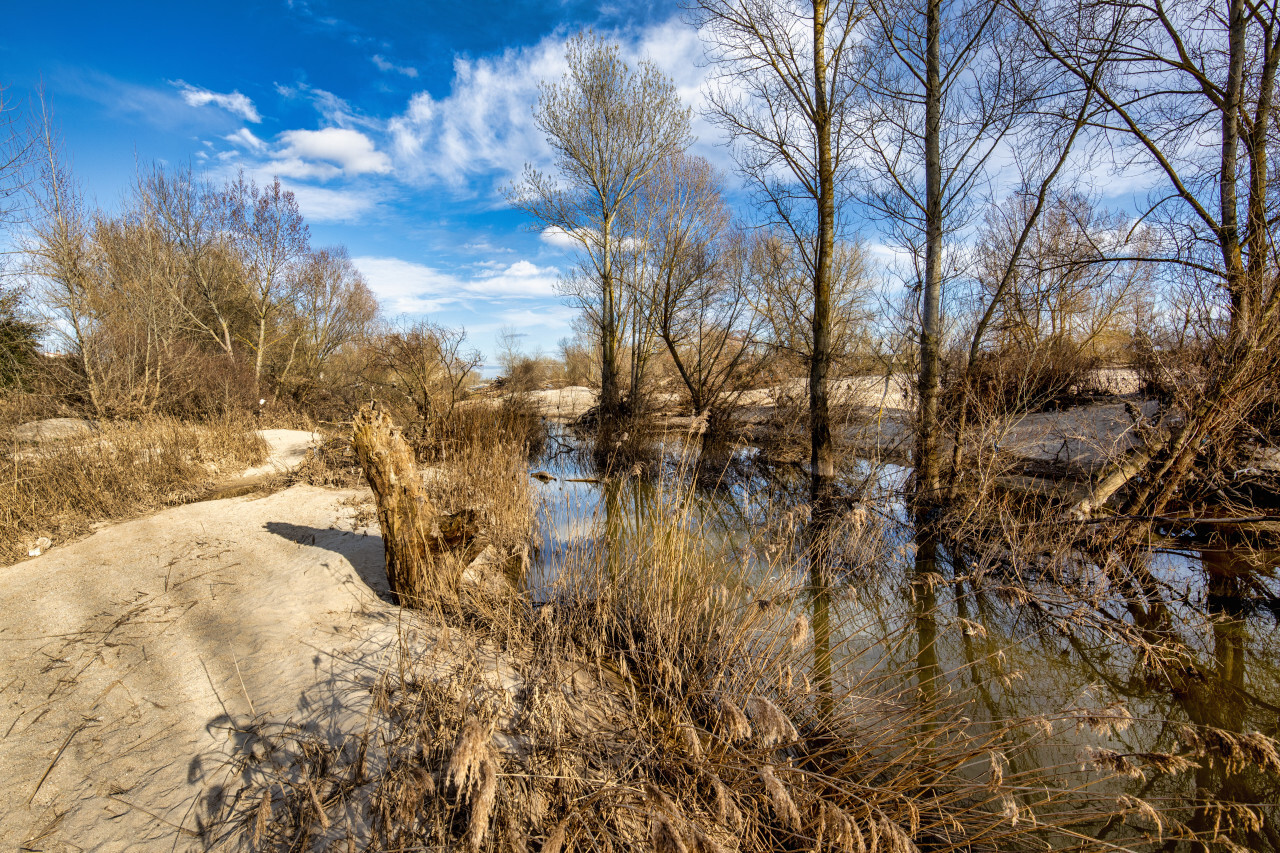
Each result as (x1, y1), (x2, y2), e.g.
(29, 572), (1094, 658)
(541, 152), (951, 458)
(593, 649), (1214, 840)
(0, 485), (399, 851)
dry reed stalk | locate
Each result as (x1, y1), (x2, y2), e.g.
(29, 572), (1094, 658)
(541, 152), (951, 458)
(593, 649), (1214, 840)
(758, 764), (801, 831)
(650, 814), (690, 853)
(714, 696), (752, 743)
(253, 788), (271, 848)
(466, 758), (498, 851)
(744, 695), (797, 748)
(447, 718), (493, 793)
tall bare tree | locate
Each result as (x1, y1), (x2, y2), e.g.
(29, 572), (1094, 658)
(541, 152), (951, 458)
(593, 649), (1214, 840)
(856, 0), (1031, 507)
(693, 0), (870, 707)
(1012, 0), (1280, 520)
(224, 172), (309, 392)
(693, 0), (869, 524)
(510, 32), (692, 438)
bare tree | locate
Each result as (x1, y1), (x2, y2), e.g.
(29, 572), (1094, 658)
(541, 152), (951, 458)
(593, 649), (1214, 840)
(223, 171), (309, 391)
(371, 321), (482, 425)
(1012, 0), (1280, 520)
(26, 110), (199, 416)
(558, 332), (596, 386)
(510, 32), (692, 436)
(751, 232), (875, 375)
(972, 191), (1152, 363)
(137, 164), (243, 359)
(693, 0), (870, 527)
(693, 0), (871, 707)
(634, 155), (763, 426)
(282, 246), (379, 392)
(0, 85), (38, 388)
(856, 0), (1024, 506)
(495, 325), (526, 379)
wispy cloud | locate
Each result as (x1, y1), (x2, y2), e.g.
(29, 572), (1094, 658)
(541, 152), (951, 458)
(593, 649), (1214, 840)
(280, 183), (377, 223)
(224, 127), (267, 151)
(171, 80), (261, 122)
(372, 54), (419, 78)
(354, 255), (561, 314)
(274, 81), (380, 130)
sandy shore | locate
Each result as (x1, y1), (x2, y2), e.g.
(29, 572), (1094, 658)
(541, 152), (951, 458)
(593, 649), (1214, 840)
(0, 483), (399, 851)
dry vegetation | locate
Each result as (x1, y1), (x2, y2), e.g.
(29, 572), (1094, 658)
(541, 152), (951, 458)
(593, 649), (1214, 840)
(185, 420), (1280, 853)
(1, 3), (1278, 848)
(0, 414), (266, 564)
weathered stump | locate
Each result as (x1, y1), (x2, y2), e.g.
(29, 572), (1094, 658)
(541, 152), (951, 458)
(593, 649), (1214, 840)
(351, 403), (443, 608)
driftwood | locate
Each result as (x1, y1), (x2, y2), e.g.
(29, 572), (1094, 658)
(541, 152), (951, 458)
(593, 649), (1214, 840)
(1065, 441), (1163, 520)
(351, 403), (445, 608)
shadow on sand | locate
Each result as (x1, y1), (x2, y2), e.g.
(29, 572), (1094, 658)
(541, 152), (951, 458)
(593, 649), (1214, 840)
(264, 520), (393, 602)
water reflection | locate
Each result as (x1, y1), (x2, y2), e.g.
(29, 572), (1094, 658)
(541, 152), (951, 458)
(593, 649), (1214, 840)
(526, 433), (1280, 846)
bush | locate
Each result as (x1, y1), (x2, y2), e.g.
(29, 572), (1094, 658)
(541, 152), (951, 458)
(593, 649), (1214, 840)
(946, 338), (1101, 415)
(0, 288), (39, 390)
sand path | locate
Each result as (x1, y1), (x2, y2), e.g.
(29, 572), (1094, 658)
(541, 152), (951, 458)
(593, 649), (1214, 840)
(0, 432), (404, 851)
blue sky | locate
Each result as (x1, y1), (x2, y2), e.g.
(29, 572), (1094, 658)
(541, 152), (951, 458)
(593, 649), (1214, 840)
(4, 0), (723, 365)
(5, 1), (1165, 368)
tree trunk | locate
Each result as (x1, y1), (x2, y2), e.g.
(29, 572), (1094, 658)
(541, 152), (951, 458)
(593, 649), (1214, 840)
(810, 0), (836, 715)
(916, 0), (944, 513)
(254, 316), (267, 392)
(351, 404), (443, 608)
(599, 217), (622, 429)
(1222, 0), (1248, 339)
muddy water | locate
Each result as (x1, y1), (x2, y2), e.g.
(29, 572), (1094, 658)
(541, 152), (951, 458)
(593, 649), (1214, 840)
(528, 435), (1280, 844)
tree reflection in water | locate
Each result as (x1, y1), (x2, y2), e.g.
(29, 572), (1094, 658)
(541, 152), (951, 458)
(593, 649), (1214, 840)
(528, 434), (1280, 848)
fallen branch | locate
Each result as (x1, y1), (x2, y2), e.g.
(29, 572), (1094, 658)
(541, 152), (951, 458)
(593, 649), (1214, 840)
(1065, 440), (1163, 521)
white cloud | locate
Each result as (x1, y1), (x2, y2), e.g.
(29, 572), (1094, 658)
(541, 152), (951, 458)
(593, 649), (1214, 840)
(224, 128), (266, 151)
(172, 81), (261, 123)
(469, 260), (561, 297)
(353, 255), (562, 314)
(539, 226), (583, 250)
(385, 19), (729, 193)
(373, 55), (419, 78)
(268, 156), (343, 181)
(279, 128), (392, 176)
(352, 256), (466, 313)
(282, 183), (377, 223)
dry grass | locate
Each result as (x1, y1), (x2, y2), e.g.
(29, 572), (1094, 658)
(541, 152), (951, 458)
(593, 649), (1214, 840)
(191, 433), (1269, 853)
(0, 415), (267, 564)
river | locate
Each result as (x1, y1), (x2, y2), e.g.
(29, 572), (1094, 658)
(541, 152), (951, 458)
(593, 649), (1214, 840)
(526, 429), (1280, 848)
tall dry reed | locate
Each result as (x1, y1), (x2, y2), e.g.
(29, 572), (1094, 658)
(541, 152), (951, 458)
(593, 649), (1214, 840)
(195, 431), (1266, 851)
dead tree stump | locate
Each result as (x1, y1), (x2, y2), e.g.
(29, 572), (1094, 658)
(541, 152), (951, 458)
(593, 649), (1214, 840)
(351, 403), (443, 608)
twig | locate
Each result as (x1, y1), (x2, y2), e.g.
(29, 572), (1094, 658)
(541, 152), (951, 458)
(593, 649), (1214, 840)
(27, 719), (89, 805)
(232, 652), (256, 717)
(106, 793), (201, 837)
